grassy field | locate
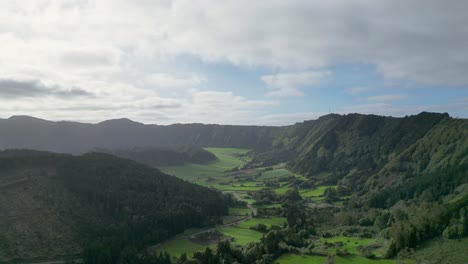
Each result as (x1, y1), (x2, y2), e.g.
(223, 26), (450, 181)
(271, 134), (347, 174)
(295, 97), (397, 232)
(275, 254), (413, 264)
(300, 185), (336, 198)
(155, 239), (210, 257)
(236, 217), (287, 229)
(217, 226), (263, 245)
(155, 148), (434, 264)
(160, 148), (250, 185)
(274, 254), (326, 264)
(160, 147), (330, 200)
(156, 148), (352, 259)
(322, 236), (374, 255)
(156, 148), (266, 256)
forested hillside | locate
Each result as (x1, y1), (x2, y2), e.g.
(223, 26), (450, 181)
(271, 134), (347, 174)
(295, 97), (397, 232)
(279, 113), (447, 183)
(93, 146), (218, 167)
(268, 112), (468, 195)
(0, 150), (229, 263)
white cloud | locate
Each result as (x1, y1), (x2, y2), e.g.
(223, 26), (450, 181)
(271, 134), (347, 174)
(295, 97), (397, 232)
(0, 0), (466, 124)
(258, 112), (329, 126)
(171, 90), (278, 124)
(145, 73), (203, 89)
(367, 94), (406, 102)
(262, 71), (331, 97)
(161, 0), (468, 86)
(2, 0), (467, 89)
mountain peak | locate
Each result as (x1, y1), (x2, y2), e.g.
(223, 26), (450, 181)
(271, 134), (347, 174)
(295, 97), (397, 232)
(8, 115), (48, 123)
(97, 118), (144, 126)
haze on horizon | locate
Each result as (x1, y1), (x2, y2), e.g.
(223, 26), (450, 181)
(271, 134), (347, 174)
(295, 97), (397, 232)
(1, 0), (467, 125)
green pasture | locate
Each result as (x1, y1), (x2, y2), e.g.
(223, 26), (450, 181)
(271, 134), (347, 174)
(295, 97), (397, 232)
(217, 226), (263, 245)
(275, 254), (413, 264)
(322, 236), (374, 255)
(160, 148), (251, 186)
(300, 185), (336, 198)
(236, 217), (287, 229)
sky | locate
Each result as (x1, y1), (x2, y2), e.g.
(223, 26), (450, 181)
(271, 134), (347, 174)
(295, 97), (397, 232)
(0, 0), (467, 126)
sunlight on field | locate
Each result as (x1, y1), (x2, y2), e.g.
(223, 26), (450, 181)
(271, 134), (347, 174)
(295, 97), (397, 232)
(159, 148), (250, 185)
(236, 217), (287, 229)
(156, 239), (210, 257)
(275, 254), (412, 264)
(274, 254), (326, 264)
(322, 237), (374, 255)
(217, 226), (263, 245)
(157, 148), (387, 261)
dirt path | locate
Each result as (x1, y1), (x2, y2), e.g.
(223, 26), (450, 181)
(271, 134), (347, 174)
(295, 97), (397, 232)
(232, 192), (257, 216)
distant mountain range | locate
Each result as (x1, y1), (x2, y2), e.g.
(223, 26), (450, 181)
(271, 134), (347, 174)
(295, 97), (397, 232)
(0, 112), (466, 262)
(0, 115), (281, 153)
(1, 113), (467, 185)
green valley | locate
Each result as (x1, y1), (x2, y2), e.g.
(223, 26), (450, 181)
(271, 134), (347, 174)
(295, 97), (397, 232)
(0, 112), (466, 264)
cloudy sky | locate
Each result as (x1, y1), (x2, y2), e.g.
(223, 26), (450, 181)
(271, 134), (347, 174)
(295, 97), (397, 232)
(1, 0), (467, 125)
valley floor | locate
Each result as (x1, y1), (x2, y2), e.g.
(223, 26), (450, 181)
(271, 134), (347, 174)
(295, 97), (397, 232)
(154, 148), (426, 263)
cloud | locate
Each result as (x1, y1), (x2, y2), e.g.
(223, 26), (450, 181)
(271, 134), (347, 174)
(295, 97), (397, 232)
(0, 79), (93, 99)
(60, 49), (119, 68)
(177, 90), (278, 124)
(0, 1), (466, 124)
(262, 71), (331, 97)
(345, 87), (369, 95)
(367, 94), (406, 102)
(258, 112), (329, 126)
(162, 0), (468, 86)
(3, 0), (467, 90)
(145, 73), (203, 89)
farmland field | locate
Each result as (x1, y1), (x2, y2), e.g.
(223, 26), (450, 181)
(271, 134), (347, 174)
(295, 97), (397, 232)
(156, 148), (407, 263)
(275, 254), (413, 264)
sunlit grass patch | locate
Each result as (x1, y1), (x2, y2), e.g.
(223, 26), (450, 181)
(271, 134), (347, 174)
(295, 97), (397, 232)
(235, 217), (287, 229)
(275, 254), (412, 264)
(322, 236), (374, 255)
(274, 254), (326, 264)
(217, 226), (263, 245)
(300, 185), (337, 198)
(160, 148), (251, 184)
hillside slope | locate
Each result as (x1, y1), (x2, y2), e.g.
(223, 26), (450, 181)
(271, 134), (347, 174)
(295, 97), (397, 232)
(93, 146), (218, 167)
(367, 117), (468, 189)
(0, 150), (228, 262)
(278, 113), (466, 188)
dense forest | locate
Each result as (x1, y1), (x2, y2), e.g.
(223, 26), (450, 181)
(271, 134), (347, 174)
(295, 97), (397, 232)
(92, 146), (218, 167)
(0, 150), (230, 263)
